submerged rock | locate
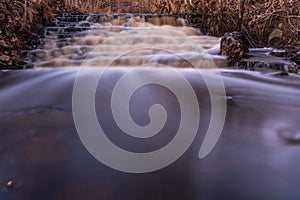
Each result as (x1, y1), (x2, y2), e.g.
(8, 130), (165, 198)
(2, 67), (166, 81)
(237, 56), (298, 74)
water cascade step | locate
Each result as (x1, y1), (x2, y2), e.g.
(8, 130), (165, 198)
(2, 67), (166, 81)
(25, 13), (226, 69)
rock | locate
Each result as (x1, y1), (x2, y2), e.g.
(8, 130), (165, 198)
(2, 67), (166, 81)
(5, 180), (14, 190)
(289, 62), (299, 74)
(0, 55), (10, 62)
(268, 29), (283, 45)
(270, 49), (286, 57)
(220, 32), (249, 61)
(286, 46), (300, 65)
(237, 55), (298, 74)
(268, 29), (283, 41)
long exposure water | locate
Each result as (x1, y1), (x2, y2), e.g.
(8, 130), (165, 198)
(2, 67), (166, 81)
(1, 13), (300, 200)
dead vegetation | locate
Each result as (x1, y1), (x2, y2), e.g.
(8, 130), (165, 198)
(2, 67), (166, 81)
(64, 0), (299, 47)
(0, 0), (79, 66)
(63, 0), (152, 14)
(245, 0), (300, 46)
(0, 0), (299, 59)
(150, 0), (300, 47)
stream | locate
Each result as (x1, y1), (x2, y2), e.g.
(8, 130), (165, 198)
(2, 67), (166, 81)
(1, 13), (300, 200)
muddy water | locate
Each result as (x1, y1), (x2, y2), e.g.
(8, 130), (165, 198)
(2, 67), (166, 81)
(1, 14), (300, 200)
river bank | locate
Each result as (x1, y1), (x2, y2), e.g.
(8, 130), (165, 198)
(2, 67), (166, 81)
(0, 0), (79, 68)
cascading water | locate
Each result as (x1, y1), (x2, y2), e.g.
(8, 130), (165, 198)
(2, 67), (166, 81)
(1, 13), (300, 200)
(25, 13), (226, 68)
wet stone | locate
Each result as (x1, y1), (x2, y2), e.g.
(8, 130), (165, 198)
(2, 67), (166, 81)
(220, 32), (249, 61)
(5, 180), (14, 190)
(270, 49), (286, 57)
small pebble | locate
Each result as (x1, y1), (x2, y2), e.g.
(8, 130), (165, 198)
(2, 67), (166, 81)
(5, 180), (14, 190)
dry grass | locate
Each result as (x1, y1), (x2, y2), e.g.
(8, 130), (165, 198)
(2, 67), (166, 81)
(64, 0), (105, 13)
(0, 0), (65, 52)
(150, 0), (300, 46)
(1, 0), (299, 49)
(245, 0), (300, 46)
(63, 0), (152, 14)
(62, 0), (299, 46)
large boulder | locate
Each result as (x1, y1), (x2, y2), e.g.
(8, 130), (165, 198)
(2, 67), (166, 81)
(220, 32), (249, 60)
